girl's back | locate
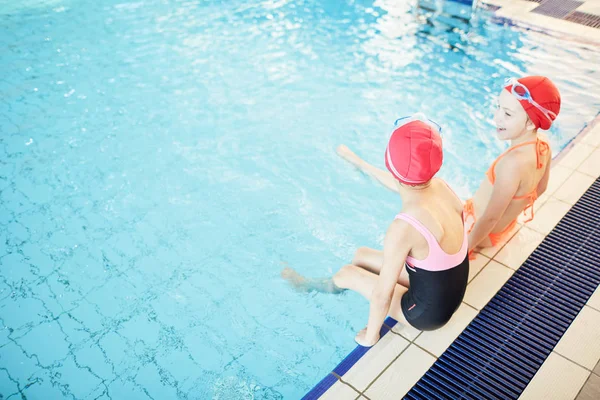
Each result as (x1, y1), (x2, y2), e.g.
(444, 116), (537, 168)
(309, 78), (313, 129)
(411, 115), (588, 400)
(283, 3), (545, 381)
(402, 178), (466, 262)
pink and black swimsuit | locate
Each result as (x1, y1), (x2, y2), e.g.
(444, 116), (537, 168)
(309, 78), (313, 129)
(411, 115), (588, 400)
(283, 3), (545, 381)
(395, 213), (470, 331)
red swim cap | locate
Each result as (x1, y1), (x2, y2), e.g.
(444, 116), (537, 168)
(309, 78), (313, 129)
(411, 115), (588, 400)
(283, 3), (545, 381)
(385, 120), (443, 185)
(504, 76), (561, 130)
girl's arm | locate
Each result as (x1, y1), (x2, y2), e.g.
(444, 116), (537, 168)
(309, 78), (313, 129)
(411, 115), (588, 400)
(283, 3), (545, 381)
(535, 156), (552, 197)
(337, 145), (400, 193)
(357, 220), (411, 346)
(468, 159), (521, 252)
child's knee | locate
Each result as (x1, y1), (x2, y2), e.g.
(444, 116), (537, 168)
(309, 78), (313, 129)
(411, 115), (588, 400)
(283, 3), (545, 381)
(333, 264), (355, 288)
(352, 247), (370, 265)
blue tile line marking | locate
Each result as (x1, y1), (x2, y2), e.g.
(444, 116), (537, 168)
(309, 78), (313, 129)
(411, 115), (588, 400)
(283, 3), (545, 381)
(301, 316), (398, 399)
(404, 178), (600, 400)
(447, 0), (475, 5)
(301, 374), (338, 400)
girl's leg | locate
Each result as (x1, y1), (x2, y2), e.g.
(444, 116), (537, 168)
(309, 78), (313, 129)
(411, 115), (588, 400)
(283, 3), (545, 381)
(281, 265), (344, 294)
(352, 247), (383, 272)
(352, 247), (410, 287)
(281, 246), (409, 294)
(333, 264), (410, 324)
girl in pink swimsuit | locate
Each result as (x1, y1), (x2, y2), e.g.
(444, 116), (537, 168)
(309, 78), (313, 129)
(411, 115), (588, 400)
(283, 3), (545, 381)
(283, 114), (469, 347)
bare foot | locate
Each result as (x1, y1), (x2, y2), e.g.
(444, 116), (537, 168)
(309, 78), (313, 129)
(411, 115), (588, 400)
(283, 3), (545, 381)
(281, 264), (344, 294)
(281, 266), (309, 292)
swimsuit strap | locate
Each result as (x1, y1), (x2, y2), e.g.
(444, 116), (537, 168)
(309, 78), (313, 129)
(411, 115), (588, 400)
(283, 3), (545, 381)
(519, 190), (540, 223)
(486, 139), (540, 184)
(536, 139), (551, 169)
(521, 202), (536, 223)
(394, 213), (438, 246)
(394, 213), (468, 255)
(513, 191), (536, 201)
(490, 138), (549, 222)
(514, 138), (549, 204)
(464, 199), (475, 234)
(395, 212), (468, 271)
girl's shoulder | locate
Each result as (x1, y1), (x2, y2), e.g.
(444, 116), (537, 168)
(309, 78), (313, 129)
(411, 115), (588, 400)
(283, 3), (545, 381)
(496, 144), (535, 172)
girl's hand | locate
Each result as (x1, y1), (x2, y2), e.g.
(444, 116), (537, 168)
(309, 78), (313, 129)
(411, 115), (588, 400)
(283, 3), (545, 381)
(337, 144), (361, 165)
(355, 328), (379, 347)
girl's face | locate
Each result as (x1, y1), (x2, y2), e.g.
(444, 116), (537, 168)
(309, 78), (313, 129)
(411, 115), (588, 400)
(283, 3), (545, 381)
(493, 89), (535, 140)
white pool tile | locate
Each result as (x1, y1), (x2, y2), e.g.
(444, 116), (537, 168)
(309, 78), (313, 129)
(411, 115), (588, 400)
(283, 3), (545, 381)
(581, 125), (600, 147)
(414, 303), (478, 357)
(579, 1), (600, 17)
(389, 320), (421, 342)
(483, 0), (531, 8)
(520, 352), (589, 400)
(526, 197), (571, 235)
(494, 226), (545, 270)
(493, 0), (539, 13)
(365, 345), (436, 400)
(468, 253), (491, 283)
(498, 9), (600, 44)
(554, 171), (596, 205)
(554, 306), (600, 371)
(463, 260), (514, 310)
(342, 331), (409, 392)
(558, 143), (595, 170)
(577, 373), (600, 400)
(533, 192), (549, 214)
(544, 164), (574, 197)
(578, 148), (600, 179)
(588, 286), (600, 312)
(320, 378), (362, 400)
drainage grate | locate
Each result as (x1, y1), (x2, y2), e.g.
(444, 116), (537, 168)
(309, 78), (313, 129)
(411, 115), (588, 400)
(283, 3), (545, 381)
(531, 0), (583, 19)
(565, 11), (600, 29)
(405, 177), (600, 400)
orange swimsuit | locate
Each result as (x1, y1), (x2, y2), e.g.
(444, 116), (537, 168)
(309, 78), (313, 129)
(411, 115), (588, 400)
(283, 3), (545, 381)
(465, 138), (550, 250)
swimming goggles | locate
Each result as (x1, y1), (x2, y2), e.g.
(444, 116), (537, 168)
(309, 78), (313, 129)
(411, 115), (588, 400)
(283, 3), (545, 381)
(505, 78), (557, 124)
(393, 112), (442, 134)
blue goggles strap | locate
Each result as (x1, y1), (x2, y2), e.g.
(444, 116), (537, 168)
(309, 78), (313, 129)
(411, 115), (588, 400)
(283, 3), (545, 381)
(394, 113), (442, 134)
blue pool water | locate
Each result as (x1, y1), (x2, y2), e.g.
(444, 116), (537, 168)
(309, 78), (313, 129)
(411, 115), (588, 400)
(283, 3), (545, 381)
(1, 0), (600, 398)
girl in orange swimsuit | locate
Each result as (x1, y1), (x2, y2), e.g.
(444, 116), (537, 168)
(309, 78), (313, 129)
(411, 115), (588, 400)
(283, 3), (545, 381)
(464, 76), (561, 256)
(464, 137), (550, 247)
